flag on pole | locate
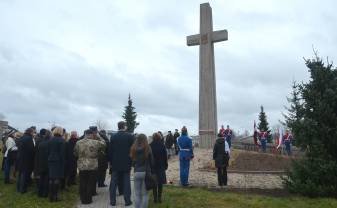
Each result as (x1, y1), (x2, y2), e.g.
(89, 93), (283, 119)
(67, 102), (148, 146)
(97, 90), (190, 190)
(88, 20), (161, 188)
(277, 129), (283, 149)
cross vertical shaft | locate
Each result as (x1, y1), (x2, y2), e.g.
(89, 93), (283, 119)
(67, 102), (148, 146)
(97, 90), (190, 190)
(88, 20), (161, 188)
(186, 3), (228, 148)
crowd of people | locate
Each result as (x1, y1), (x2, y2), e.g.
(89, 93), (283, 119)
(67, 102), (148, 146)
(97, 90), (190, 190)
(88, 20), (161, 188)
(1, 121), (206, 207)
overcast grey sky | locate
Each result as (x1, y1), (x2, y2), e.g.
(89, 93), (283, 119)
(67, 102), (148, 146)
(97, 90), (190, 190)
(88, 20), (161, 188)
(1, 0), (336, 135)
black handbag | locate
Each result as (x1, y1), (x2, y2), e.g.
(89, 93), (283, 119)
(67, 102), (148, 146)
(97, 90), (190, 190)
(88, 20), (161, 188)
(144, 155), (157, 191)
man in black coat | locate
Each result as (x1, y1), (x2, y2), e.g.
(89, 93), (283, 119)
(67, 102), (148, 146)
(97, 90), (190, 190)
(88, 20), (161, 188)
(165, 131), (174, 159)
(108, 121), (134, 206)
(97, 130), (109, 187)
(37, 130), (51, 197)
(173, 129), (180, 155)
(16, 128), (35, 193)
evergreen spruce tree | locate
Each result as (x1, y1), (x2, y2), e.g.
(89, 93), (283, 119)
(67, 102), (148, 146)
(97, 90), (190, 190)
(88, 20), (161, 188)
(122, 94), (139, 133)
(284, 54), (337, 197)
(258, 106), (271, 142)
(282, 81), (304, 146)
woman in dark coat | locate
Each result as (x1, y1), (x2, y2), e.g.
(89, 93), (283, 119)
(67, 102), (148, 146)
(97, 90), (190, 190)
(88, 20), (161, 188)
(65, 131), (78, 186)
(150, 132), (168, 203)
(213, 133), (230, 187)
(16, 128), (35, 193)
(37, 130), (51, 197)
(48, 127), (66, 202)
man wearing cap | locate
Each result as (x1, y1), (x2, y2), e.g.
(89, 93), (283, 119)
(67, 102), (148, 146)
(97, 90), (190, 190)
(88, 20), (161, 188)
(283, 129), (293, 156)
(177, 126), (194, 186)
(4, 129), (17, 184)
(74, 129), (105, 204)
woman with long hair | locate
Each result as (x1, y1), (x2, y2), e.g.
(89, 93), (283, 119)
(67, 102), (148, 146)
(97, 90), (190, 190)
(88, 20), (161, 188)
(130, 134), (153, 208)
(48, 127), (65, 202)
(150, 132), (168, 203)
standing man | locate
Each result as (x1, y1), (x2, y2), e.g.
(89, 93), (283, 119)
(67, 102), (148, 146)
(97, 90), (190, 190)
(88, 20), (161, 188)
(283, 130), (293, 156)
(173, 129), (180, 155)
(177, 126), (193, 187)
(259, 130), (268, 153)
(165, 131), (174, 159)
(108, 121), (134, 207)
(16, 128), (35, 193)
(74, 129), (105, 205)
(97, 129), (109, 187)
(224, 125), (233, 148)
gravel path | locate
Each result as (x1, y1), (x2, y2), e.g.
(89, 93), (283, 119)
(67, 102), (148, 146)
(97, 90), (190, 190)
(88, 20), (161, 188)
(166, 148), (284, 189)
(77, 148), (284, 207)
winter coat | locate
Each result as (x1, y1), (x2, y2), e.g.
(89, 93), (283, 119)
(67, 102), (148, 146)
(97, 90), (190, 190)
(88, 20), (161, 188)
(165, 134), (174, 149)
(37, 137), (50, 174)
(33, 135), (43, 176)
(177, 134), (193, 160)
(98, 133), (109, 171)
(65, 137), (77, 177)
(108, 130), (135, 172)
(17, 134), (35, 173)
(74, 136), (105, 171)
(213, 138), (230, 168)
(48, 136), (66, 179)
(150, 140), (168, 184)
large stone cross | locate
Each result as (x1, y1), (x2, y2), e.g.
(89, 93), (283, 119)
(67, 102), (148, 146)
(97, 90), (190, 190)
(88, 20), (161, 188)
(186, 3), (228, 148)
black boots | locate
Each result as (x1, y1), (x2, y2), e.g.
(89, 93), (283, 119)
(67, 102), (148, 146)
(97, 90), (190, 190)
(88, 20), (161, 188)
(153, 185), (163, 203)
(49, 180), (60, 202)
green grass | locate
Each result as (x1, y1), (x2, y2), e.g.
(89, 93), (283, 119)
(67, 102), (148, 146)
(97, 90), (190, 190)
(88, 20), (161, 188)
(0, 156), (78, 208)
(148, 186), (337, 208)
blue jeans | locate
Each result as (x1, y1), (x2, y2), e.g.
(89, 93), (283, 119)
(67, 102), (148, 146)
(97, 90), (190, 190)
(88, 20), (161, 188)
(285, 140), (291, 155)
(109, 171), (131, 205)
(4, 157), (11, 182)
(134, 172), (148, 208)
(179, 159), (190, 186)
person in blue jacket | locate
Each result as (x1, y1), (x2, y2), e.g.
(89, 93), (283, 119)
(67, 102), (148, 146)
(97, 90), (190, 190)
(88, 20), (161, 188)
(177, 126), (193, 186)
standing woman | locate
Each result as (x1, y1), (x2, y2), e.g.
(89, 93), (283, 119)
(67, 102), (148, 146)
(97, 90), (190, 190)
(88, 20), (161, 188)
(130, 134), (153, 208)
(65, 131), (78, 186)
(213, 133), (230, 187)
(48, 127), (66, 202)
(150, 132), (168, 203)
(4, 129), (18, 184)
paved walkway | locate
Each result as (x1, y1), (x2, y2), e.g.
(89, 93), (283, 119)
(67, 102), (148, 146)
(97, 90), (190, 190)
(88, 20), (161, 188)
(77, 177), (135, 208)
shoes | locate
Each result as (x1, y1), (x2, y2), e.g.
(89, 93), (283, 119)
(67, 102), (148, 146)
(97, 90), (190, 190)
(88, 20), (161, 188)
(98, 184), (108, 187)
(125, 202), (133, 206)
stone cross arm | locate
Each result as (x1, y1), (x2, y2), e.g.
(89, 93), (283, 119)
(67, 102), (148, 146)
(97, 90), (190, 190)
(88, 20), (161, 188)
(186, 29), (228, 46)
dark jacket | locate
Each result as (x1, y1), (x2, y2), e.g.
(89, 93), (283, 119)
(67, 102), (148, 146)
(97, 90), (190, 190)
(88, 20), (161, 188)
(17, 134), (35, 173)
(37, 137), (50, 174)
(65, 137), (77, 177)
(213, 138), (229, 168)
(165, 134), (174, 149)
(109, 130), (134, 172)
(150, 140), (168, 184)
(33, 134), (43, 176)
(48, 136), (65, 179)
(98, 133), (109, 171)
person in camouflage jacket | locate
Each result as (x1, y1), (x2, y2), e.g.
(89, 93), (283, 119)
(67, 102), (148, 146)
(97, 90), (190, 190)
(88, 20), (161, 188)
(74, 129), (105, 205)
